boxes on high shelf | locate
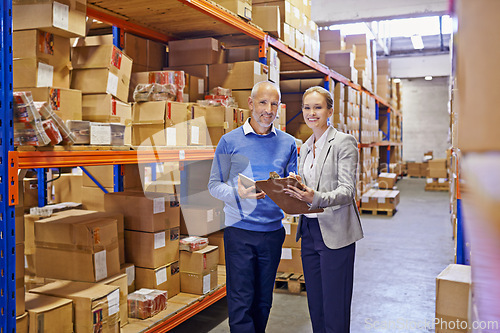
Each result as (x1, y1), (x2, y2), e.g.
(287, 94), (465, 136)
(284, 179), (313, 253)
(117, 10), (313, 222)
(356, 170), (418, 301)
(168, 37), (225, 67)
(124, 227), (180, 269)
(213, 0), (252, 20)
(82, 94), (132, 124)
(184, 74), (206, 102)
(50, 173), (82, 204)
(34, 212), (121, 282)
(435, 264), (471, 333)
(13, 0), (87, 38)
(345, 34), (371, 60)
(105, 191), (180, 232)
(30, 280), (120, 333)
(25, 293), (73, 333)
(124, 33), (166, 72)
(319, 29), (344, 52)
(71, 45), (133, 102)
(208, 61), (268, 90)
(252, 5), (281, 38)
(180, 205), (224, 236)
(180, 245), (219, 295)
(283, 23), (295, 49)
(135, 261), (180, 298)
(13, 58), (70, 89)
(191, 104), (238, 145)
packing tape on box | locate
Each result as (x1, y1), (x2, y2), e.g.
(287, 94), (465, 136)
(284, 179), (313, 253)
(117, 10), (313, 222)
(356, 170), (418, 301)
(34, 238), (119, 253)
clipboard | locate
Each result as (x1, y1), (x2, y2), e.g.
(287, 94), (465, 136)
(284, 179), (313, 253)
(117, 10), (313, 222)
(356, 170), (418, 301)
(255, 177), (324, 215)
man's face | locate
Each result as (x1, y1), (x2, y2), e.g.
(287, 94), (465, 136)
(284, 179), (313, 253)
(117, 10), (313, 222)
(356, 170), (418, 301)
(248, 85), (280, 129)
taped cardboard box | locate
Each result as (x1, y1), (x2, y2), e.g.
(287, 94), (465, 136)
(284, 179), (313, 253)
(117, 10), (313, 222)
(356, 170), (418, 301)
(282, 221), (300, 248)
(82, 94), (132, 124)
(214, 0), (252, 20)
(81, 186), (114, 211)
(180, 270), (218, 295)
(14, 58), (70, 89)
(50, 173), (82, 204)
(13, 0), (87, 38)
(360, 189), (378, 209)
(378, 172), (397, 190)
(207, 231), (225, 265)
(105, 191), (179, 232)
(17, 244), (25, 316)
(120, 263), (136, 294)
(25, 293), (73, 333)
(30, 280), (120, 333)
(277, 247), (302, 273)
(124, 228), (178, 269)
(180, 245), (219, 275)
(208, 61), (268, 90)
(252, 6), (280, 38)
(180, 205), (223, 236)
(435, 264), (471, 333)
(377, 190), (400, 210)
(168, 37), (225, 67)
(100, 273), (128, 327)
(15, 87), (82, 122)
(34, 213), (120, 282)
(16, 312), (28, 333)
(135, 261), (180, 298)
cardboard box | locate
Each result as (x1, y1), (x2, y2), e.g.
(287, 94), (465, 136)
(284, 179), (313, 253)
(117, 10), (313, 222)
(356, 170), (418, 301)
(360, 189), (378, 209)
(101, 273), (128, 327)
(135, 261), (180, 298)
(180, 245), (219, 274)
(283, 23), (295, 48)
(214, 0), (252, 20)
(277, 247), (302, 273)
(377, 190), (400, 210)
(82, 94), (132, 123)
(15, 206), (24, 245)
(435, 264), (471, 333)
(34, 213), (121, 282)
(82, 165), (115, 188)
(51, 173), (82, 203)
(185, 74), (206, 102)
(207, 231), (225, 265)
(16, 312), (28, 333)
(14, 58), (70, 89)
(14, 29), (70, 70)
(30, 280), (120, 333)
(124, 33), (165, 72)
(187, 118), (208, 146)
(16, 87), (82, 121)
(13, 0), (87, 38)
(17, 244), (25, 316)
(232, 90), (252, 109)
(378, 172), (397, 190)
(253, 6), (281, 38)
(168, 37), (224, 67)
(208, 61), (268, 90)
(180, 205), (223, 236)
(105, 191), (179, 232)
(120, 263), (136, 294)
(282, 221), (300, 248)
(81, 186), (114, 211)
(180, 270), (217, 295)
(71, 35), (114, 47)
(124, 228), (179, 269)
(25, 293), (73, 333)
(324, 50), (354, 69)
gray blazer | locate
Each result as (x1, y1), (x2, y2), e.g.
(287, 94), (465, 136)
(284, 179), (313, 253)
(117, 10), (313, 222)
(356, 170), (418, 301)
(296, 126), (364, 249)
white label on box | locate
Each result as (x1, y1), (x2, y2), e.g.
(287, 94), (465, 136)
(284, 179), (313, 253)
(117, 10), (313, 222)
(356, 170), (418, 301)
(203, 274), (211, 294)
(361, 197), (369, 203)
(198, 79), (205, 94)
(90, 124), (111, 145)
(107, 289), (120, 316)
(126, 265), (135, 286)
(438, 178), (446, 183)
(94, 250), (107, 281)
(212, 39), (218, 51)
(207, 209), (214, 222)
(156, 267), (167, 285)
(179, 150), (185, 160)
(153, 197), (165, 214)
(281, 248), (292, 260)
(283, 223), (291, 235)
(285, 1), (291, 14)
(25, 255), (28, 269)
(426, 178), (433, 184)
(52, 2), (69, 30)
(37, 62), (53, 87)
(254, 62), (260, 75)
(191, 126), (200, 145)
(154, 232), (166, 249)
(106, 72), (119, 97)
(377, 197), (386, 204)
(166, 127), (176, 146)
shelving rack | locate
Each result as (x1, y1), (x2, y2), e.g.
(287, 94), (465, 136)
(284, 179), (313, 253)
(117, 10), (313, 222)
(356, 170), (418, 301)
(1, 0), (402, 331)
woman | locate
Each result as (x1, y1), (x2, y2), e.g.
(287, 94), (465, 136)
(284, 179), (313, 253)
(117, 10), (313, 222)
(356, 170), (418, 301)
(284, 86), (363, 333)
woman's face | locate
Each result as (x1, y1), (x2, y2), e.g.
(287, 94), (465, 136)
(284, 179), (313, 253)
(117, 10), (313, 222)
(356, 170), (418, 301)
(302, 91), (333, 130)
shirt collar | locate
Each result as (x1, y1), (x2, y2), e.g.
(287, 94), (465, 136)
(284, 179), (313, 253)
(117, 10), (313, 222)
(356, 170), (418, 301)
(307, 126), (331, 151)
(243, 118), (277, 136)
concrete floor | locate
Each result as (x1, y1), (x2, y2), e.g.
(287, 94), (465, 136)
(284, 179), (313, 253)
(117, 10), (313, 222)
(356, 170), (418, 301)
(171, 178), (455, 333)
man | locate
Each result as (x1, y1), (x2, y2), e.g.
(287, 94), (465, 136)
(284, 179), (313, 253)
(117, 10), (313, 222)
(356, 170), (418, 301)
(208, 81), (298, 332)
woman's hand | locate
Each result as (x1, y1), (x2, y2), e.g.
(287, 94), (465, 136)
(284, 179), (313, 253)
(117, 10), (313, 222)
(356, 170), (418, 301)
(238, 177), (266, 200)
(284, 173), (314, 204)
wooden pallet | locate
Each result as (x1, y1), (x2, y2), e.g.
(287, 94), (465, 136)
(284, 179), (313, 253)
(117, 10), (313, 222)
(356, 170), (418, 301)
(360, 208), (397, 217)
(274, 272), (306, 295)
(425, 186), (449, 192)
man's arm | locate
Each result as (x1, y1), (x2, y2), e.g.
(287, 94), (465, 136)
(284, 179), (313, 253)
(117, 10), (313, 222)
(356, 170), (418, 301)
(208, 138), (237, 202)
(285, 141), (298, 176)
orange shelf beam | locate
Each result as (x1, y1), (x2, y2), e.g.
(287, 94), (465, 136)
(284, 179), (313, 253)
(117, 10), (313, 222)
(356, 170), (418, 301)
(146, 287), (227, 333)
(14, 149), (215, 169)
(86, 6), (171, 43)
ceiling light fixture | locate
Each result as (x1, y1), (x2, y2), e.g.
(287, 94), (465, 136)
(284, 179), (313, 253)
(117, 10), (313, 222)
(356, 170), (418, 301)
(393, 78), (401, 83)
(425, 76), (433, 81)
(411, 35), (424, 50)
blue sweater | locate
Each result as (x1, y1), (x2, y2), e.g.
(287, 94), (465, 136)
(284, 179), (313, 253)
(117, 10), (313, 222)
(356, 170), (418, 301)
(208, 126), (298, 232)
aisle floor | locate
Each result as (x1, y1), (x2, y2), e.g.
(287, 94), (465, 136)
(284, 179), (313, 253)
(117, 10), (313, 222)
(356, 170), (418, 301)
(170, 178), (455, 333)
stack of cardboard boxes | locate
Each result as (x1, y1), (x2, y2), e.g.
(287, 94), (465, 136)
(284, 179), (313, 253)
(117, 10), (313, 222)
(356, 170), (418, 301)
(376, 59), (392, 102)
(391, 79), (403, 111)
(345, 86), (360, 139)
(360, 93), (379, 144)
(425, 158), (449, 191)
(346, 34), (373, 90)
(360, 189), (400, 213)
(359, 147), (379, 195)
(278, 215), (303, 274)
(331, 82), (347, 133)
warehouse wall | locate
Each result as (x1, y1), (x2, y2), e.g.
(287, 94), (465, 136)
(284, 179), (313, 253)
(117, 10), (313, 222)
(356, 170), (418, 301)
(401, 76), (449, 161)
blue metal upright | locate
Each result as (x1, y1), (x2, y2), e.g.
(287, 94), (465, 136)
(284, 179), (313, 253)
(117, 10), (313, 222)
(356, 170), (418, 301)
(456, 198), (470, 265)
(112, 27), (125, 193)
(0, 0), (17, 330)
(37, 168), (47, 207)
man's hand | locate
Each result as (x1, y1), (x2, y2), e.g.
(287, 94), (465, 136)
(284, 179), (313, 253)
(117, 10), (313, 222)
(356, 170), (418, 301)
(238, 178), (266, 200)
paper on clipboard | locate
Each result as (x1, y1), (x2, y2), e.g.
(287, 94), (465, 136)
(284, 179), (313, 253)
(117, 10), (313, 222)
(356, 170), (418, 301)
(238, 173), (262, 193)
(255, 177), (324, 215)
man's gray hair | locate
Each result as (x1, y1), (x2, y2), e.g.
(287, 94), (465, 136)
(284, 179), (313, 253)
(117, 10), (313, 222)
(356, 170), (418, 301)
(250, 81), (281, 101)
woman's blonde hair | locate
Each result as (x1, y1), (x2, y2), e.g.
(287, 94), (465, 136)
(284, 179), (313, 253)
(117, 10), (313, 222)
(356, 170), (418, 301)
(302, 86), (333, 110)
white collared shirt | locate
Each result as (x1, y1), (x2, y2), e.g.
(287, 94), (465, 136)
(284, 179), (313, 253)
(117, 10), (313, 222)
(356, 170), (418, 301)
(243, 118), (277, 136)
(303, 126), (331, 218)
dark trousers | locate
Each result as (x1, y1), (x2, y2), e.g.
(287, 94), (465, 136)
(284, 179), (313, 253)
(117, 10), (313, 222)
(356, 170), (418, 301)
(301, 216), (356, 333)
(224, 226), (285, 333)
